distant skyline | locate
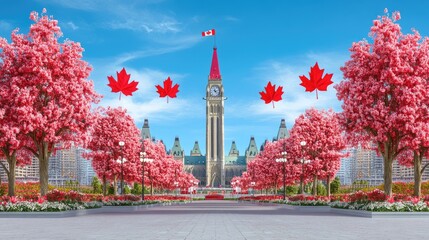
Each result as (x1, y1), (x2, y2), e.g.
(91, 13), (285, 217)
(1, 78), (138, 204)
(1, 1), (429, 153)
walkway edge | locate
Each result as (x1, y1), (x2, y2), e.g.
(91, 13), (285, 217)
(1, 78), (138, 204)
(0, 201), (189, 218)
(239, 200), (429, 218)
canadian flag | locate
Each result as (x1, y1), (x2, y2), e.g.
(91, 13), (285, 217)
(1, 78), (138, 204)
(202, 29), (216, 37)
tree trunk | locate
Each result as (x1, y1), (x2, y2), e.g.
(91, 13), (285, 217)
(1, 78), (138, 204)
(414, 152), (422, 197)
(102, 175), (107, 196)
(113, 178), (117, 195)
(312, 175), (318, 195)
(326, 175), (331, 197)
(7, 154), (17, 196)
(383, 149), (394, 196)
(38, 142), (50, 196)
(150, 180), (154, 195)
(274, 182), (278, 194)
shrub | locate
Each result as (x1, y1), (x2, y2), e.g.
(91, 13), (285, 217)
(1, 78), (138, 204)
(108, 185), (115, 195)
(330, 177), (341, 194)
(124, 185), (131, 194)
(131, 183), (142, 195)
(91, 177), (102, 194)
(317, 183), (327, 196)
(0, 183), (6, 196)
(286, 185), (299, 195)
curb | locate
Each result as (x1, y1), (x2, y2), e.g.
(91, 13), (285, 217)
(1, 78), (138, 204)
(239, 201), (429, 217)
(0, 201), (190, 218)
(330, 207), (429, 218)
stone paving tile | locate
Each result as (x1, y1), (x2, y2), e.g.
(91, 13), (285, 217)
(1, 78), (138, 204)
(1, 201), (429, 239)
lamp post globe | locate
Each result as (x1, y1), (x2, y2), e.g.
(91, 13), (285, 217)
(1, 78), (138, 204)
(140, 142), (153, 201)
(299, 140), (308, 194)
(118, 141), (125, 195)
(276, 142), (287, 201)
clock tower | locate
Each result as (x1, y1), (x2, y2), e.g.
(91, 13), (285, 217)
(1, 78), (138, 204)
(205, 47), (225, 187)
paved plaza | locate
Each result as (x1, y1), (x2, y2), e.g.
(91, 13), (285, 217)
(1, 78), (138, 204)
(1, 200), (428, 240)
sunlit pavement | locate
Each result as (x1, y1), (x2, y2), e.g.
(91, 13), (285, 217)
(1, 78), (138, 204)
(0, 200), (428, 240)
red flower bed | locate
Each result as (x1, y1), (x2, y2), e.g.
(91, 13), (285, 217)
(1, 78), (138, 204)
(1, 195), (46, 204)
(84, 194), (104, 202)
(205, 194), (224, 200)
(288, 194), (330, 202)
(46, 189), (87, 203)
(104, 194), (141, 202)
(238, 195), (283, 201)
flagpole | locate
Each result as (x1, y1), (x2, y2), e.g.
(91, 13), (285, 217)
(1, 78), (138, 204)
(214, 35), (216, 48)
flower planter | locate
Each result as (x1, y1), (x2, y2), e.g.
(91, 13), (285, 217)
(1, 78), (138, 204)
(330, 207), (429, 218)
(0, 208), (95, 218)
(205, 195), (224, 200)
(280, 204), (331, 212)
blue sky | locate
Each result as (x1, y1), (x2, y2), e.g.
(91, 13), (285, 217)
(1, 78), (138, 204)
(1, 0), (429, 154)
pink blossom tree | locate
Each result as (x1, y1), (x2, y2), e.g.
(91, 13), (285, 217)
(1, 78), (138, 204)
(335, 10), (429, 195)
(288, 108), (345, 196)
(231, 172), (252, 192)
(85, 107), (141, 195)
(0, 10), (100, 195)
(246, 140), (299, 194)
(0, 97), (33, 196)
(285, 131), (312, 194)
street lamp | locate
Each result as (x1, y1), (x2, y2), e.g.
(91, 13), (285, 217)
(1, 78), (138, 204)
(174, 181), (179, 196)
(299, 141), (310, 194)
(276, 142), (287, 201)
(189, 180), (194, 202)
(140, 142), (153, 201)
(118, 141), (125, 195)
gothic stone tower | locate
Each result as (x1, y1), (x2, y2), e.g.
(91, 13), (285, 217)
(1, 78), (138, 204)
(206, 47), (225, 187)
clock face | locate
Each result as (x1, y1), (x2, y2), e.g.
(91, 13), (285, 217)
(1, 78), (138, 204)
(210, 85), (220, 96)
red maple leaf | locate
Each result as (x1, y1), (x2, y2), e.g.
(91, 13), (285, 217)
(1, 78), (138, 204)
(299, 62), (333, 99)
(155, 77), (179, 103)
(259, 81), (284, 108)
(107, 68), (139, 100)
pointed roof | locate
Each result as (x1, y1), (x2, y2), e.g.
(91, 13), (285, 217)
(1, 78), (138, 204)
(260, 139), (269, 152)
(209, 47), (221, 80)
(245, 137), (259, 157)
(228, 141), (239, 157)
(277, 119), (289, 140)
(141, 119), (151, 140)
(190, 141), (202, 156)
(171, 137), (184, 157)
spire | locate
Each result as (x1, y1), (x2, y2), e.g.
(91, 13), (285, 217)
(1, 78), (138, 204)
(245, 137), (259, 157)
(190, 141), (202, 156)
(277, 119), (289, 140)
(209, 47), (221, 80)
(141, 119), (151, 140)
(171, 137), (184, 159)
(228, 141), (239, 157)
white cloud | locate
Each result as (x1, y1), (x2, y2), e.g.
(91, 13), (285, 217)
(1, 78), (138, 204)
(44, 0), (182, 34)
(66, 21), (79, 30)
(101, 96), (192, 123)
(108, 16), (181, 33)
(224, 16), (240, 22)
(0, 20), (12, 31)
(40, 0), (109, 11)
